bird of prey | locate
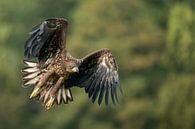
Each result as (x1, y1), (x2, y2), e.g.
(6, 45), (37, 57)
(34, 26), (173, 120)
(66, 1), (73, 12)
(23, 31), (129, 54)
(22, 18), (120, 110)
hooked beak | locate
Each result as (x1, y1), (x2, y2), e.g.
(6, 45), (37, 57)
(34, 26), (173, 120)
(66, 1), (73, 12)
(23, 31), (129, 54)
(72, 67), (79, 73)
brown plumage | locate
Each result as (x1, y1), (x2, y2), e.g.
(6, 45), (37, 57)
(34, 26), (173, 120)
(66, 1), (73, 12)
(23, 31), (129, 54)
(22, 18), (121, 109)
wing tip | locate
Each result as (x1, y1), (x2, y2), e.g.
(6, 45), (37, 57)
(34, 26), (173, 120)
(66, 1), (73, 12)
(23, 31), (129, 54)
(86, 84), (121, 106)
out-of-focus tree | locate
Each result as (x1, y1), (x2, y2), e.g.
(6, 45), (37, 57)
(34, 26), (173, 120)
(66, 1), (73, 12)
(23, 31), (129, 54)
(157, 3), (195, 129)
(157, 74), (195, 129)
(165, 3), (193, 72)
(69, 0), (165, 76)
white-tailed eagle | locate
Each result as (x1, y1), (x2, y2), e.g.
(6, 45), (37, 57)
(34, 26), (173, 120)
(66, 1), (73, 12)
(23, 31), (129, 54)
(22, 18), (120, 109)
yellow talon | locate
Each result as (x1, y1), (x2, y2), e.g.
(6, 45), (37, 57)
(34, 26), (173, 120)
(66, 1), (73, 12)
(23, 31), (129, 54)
(30, 87), (40, 98)
(45, 96), (55, 110)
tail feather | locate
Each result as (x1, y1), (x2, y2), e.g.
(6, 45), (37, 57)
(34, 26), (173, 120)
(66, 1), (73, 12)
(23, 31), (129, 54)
(23, 77), (40, 86)
(23, 67), (40, 73)
(61, 88), (73, 104)
(23, 60), (38, 67)
(60, 88), (73, 104)
(23, 71), (40, 79)
(22, 59), (73, 108)
(43, 87), (52, 104)
(22, 60), (41, 88)
(39, 87), (73, 105)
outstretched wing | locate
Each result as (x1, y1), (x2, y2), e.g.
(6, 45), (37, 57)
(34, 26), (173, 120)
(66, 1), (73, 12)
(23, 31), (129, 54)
(24, 18), (68, 63)
(66, 48), (120, 105)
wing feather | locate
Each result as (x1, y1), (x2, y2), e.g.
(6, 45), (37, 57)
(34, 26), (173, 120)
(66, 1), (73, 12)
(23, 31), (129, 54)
(105, 77), (110, 105)
(66, 48), (120, 105)
(24, 18), (68, 63)
(98, 82), (106, 105)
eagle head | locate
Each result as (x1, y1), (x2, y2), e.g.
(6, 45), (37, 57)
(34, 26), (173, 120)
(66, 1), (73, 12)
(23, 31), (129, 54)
(66, 62), (79, 73)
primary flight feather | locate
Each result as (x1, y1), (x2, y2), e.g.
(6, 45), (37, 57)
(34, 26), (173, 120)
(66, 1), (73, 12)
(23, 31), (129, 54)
(22, 18), (120, 109)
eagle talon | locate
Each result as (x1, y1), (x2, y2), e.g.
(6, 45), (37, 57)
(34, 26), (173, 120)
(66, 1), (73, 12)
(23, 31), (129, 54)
(30, 87), (40, 98)
(45, 96), (55, 110)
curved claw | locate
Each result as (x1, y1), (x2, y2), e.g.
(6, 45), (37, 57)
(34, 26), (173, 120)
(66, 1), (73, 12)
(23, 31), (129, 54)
(45, 96), (55, 110)
(30, 87), (40, 98)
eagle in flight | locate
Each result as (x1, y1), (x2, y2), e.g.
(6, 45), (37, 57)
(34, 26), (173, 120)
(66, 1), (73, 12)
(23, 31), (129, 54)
(22, 18), (120, 109)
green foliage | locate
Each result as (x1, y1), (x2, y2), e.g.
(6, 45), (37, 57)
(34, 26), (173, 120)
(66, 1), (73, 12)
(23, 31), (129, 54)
(165, 3), (193, 71)
(0, 0), (194, 129)
(157, 74), (195, 129)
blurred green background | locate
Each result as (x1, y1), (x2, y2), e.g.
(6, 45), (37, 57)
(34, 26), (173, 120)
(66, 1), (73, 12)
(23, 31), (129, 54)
(0, 0), (194, 129)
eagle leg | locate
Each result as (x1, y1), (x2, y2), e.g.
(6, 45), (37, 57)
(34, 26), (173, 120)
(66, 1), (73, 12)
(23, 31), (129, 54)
(45, 77), (64, 110)
(30, 70), (54, 98)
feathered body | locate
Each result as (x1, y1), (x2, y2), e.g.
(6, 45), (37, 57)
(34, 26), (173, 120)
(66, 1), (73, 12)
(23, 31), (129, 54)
(22, 18), (120, 109)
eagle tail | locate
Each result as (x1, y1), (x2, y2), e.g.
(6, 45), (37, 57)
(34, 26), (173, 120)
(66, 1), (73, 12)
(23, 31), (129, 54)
(22, 60), (73, 108)
(22, 60), (41, 88)
(56, 87), (73, 104)
(39, 87), (73, 105)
